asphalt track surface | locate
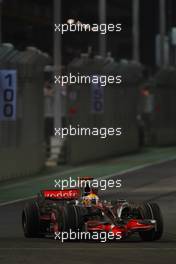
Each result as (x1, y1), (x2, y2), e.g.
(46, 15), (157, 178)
(0, 160), (176, 264)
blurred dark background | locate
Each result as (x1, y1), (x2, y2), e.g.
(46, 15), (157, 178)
(2, 0), (176, 66)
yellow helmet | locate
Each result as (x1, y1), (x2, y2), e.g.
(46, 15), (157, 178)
(83, 193), (99, 206)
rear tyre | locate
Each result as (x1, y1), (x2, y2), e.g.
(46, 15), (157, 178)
(139, 202), (163, 241)
(22, 201), (40, 238)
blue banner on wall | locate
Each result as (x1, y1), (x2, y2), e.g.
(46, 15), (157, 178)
(91, 76), (104, 113)
(0, 70), (17, 120)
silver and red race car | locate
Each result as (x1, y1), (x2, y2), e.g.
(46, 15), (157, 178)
(22, 177), (163, 242)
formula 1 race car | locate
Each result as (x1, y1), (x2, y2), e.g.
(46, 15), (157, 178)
(22, 177), (163, 241)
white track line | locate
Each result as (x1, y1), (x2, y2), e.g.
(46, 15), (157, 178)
(0, 196), (35, 207)
(99, 155), (176, 180)
(0, 155), (176, 207)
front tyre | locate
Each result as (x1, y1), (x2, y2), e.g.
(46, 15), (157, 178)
(139, 202), (163, 241)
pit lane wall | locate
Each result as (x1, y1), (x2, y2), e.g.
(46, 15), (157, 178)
(0, 44), (50, 181)
(66, 55), (143, 164)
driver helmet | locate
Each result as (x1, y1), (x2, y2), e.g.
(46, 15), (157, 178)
(83, 193), (99, 206)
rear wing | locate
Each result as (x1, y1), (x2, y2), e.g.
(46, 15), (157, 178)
(41, 189), (81, 200)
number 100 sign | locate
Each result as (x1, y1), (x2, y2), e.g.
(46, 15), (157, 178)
(0, 70), (17, 120)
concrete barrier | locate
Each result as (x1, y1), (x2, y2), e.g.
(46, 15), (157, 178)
(0, 44), (50, 181)
(151, 67), (176, 146)
(65, 55), (143, 164)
